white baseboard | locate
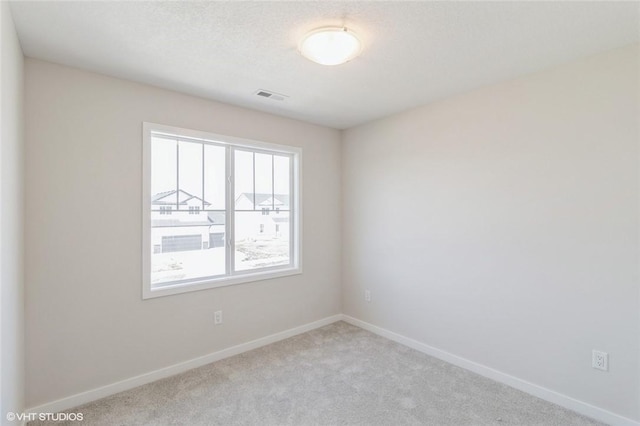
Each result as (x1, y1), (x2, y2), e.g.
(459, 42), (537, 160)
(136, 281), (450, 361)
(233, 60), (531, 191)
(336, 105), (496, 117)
(341, 315), (639, 426)
(26, 314), (343, 415)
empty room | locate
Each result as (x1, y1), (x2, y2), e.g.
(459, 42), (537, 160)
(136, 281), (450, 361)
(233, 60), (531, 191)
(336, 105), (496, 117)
(1, 1), (639, 425)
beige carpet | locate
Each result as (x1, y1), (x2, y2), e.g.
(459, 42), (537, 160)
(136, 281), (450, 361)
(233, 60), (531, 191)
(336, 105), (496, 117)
(31, 321), (603, 425)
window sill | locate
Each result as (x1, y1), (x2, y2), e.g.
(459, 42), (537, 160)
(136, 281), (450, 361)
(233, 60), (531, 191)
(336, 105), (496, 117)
(142, 267), (302, 299)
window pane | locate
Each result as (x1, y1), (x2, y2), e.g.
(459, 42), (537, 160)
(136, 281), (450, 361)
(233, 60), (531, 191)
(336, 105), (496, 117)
(273, 155), (290, 211)
(151, 211), (226, 287)
(178, 140), (203, 211)
(235, 150), (254, 210)
(234, 211), (290, 271)
(151, 137), (177, 209)
(204, 145), (226, 210)
(255, 153), (273, 210)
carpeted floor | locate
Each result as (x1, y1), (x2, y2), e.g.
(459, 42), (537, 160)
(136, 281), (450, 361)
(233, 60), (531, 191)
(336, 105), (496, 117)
(31, 321), (604, 425)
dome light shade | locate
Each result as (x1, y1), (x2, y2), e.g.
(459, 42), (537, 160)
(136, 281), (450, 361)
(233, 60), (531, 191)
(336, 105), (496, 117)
(299, 27), (362, 66)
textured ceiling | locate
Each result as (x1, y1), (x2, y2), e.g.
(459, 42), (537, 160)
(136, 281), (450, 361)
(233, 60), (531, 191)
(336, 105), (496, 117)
(9, 1), (640, 129)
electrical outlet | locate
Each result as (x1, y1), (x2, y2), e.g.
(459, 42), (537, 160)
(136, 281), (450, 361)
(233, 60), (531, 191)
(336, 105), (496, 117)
(364, 290), (371, 303)
(592, 350), (608, 371)
(214, 310), (223, 325)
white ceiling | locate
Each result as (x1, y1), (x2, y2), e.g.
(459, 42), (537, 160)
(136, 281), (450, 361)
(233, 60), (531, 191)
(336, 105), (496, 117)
(9, 1), (640, 129)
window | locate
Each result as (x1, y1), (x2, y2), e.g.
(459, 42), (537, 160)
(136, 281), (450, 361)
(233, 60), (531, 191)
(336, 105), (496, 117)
(142, 123), (301, 299)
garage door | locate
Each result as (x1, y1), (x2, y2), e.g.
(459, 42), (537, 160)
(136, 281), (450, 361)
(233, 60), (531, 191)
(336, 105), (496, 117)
(162, 235), (202, 253)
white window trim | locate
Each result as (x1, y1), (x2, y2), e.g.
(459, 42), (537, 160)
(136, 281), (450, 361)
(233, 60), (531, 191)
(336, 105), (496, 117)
(142, 122), (302, 299)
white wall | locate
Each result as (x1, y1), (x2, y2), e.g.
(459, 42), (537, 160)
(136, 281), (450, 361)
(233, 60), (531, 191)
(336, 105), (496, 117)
(24, 59), (342, 407)
(0, 2), (25, 423)
(342, 44), (639, 421)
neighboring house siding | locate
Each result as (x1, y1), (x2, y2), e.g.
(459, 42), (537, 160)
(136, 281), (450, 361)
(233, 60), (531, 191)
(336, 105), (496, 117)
(151, 191), (289, 253)
(151, 190), (221, 253)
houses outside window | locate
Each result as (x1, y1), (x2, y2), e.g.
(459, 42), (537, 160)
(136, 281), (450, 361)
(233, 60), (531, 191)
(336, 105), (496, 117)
(142, 123), (301, 299)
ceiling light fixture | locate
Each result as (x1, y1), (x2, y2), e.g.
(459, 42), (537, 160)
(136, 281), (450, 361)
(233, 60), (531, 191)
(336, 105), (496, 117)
(299, 27), (362, 66)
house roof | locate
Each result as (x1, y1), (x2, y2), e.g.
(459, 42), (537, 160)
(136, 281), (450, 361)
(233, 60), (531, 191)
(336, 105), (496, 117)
(237, 193), (289, 208)
(152, 189), (211, 206)
(151, 219), (217, 228)
(151, 212), (225, 228)
(207, 212), (225, 224)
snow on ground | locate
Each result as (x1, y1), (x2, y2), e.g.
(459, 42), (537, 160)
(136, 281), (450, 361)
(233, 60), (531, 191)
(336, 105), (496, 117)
(152, 236), (289, 286)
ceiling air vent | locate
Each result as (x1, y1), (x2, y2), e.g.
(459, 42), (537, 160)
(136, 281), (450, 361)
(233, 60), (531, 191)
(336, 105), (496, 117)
(254, 89), (288, 102)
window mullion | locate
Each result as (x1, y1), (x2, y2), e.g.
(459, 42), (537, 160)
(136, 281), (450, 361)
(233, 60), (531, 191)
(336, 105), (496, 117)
(227, 147), (235, 276)
(290, 153), (295, 268)
(175, 139), (180, 209)
(201, 143), (205, 211)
